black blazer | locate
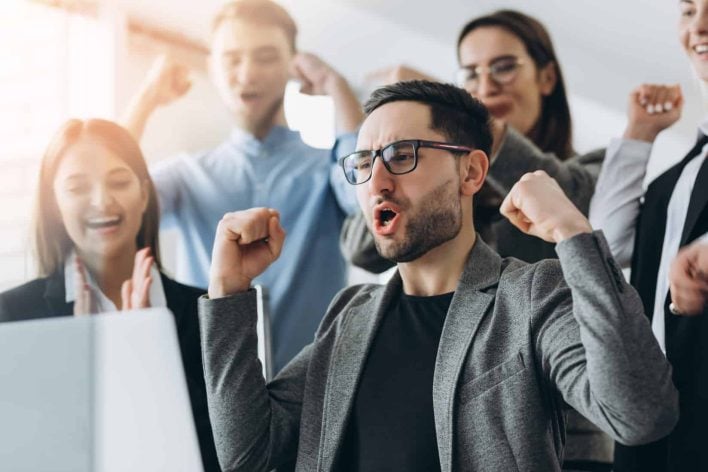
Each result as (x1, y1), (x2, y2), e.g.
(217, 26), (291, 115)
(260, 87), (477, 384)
(615, 137), (708, 472)
(0, 271), (221, 472)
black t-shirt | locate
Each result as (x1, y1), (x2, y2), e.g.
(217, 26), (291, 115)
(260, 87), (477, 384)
(337, 291), (454, 472)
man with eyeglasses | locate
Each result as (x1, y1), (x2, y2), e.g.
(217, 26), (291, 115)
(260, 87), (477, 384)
(198, 81), (676, 472)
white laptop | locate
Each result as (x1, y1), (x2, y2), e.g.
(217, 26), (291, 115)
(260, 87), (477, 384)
(0, 308), (204, 472)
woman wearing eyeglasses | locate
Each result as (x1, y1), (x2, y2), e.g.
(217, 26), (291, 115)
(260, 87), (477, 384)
(0, 119), (220, 472)
(340, 9), (610, 471)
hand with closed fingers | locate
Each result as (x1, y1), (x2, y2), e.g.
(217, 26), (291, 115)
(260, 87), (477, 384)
(623, 83), (683, 143)
(669, 241), (708, 316)
(500, 171), (592, 243)
(208, 208), (286, 299)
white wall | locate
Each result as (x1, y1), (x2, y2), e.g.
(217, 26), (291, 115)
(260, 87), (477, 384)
(2, 0), (704, 289)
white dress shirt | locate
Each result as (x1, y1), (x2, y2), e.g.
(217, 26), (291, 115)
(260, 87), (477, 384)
(589, 119), (708, 352)
(64, 252), (166, 313)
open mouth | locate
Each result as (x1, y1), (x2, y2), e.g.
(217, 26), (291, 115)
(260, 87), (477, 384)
(85, 215), (122, 230)
(373, 205), (401, 235)
(240, 92), (261, 103)
(379, 208), (397, 227)
(483, 100), (513, 118)
(694, 44), (708, 55)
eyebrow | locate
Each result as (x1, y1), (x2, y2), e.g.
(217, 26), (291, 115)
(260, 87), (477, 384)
(461, 54), (518, 68)
(222, 46), (280, 57)
(61, 167), (132, 181)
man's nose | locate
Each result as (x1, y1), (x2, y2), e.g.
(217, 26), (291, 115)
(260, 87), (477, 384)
(367, 155), (394, 196)
(236, 57), (259, 85)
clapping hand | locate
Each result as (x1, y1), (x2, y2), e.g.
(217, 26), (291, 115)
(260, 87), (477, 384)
(121, 247), (154, 311)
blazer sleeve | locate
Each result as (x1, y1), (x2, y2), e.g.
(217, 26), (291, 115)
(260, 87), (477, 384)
(198, 290), (310, 472)
(533, 231), (678, 446)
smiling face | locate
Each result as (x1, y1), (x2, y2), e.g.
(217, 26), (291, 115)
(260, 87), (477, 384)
(680, 0), (708, 81)
(457, 26), (556, 135)
(52, 137), (148, 265)
(355, 101), (481, 263)
(209, 19), (293, 136)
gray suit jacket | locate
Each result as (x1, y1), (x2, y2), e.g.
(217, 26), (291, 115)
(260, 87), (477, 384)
(341, 127), (605, 272)
(198, 232), (677, 472)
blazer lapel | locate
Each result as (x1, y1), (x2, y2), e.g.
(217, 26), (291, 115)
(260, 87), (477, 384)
(433, 237), (501, 472)
(43, 271), (73, 317)
(679, 155), (708, 246)
(318, 274), (402, 471)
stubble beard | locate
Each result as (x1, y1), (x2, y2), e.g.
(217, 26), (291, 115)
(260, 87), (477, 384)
(374, 180), (463, 263)
(235, 95), (285, 137)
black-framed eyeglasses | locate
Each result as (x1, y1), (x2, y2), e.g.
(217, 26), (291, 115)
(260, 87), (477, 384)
(455, 55), (525, 92)
(339, 139), (473, 185)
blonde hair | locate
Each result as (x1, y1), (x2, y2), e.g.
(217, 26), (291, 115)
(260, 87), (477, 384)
(211, 0), (297, 52)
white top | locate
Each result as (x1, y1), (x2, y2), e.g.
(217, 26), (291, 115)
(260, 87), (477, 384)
(589, 119), (708, 352)
(64, 252), (167, 313)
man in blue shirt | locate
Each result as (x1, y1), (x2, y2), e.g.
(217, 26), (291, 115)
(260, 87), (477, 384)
(123, 0), (363, 371)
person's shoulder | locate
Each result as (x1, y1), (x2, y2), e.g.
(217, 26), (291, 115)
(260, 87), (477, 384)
(315, 283), (382, 336)
(498, 256), (565, 298)
(282, 132), (331, 160)
(160, 272), (205, 307)
(571, 147), (606, 175)
(0, 277), (54, 322)
(151, 145), (221, 176)
(577, 147), (606, 162)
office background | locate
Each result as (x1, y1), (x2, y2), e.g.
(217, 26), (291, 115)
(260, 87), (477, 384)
(0, 0), (700, 289)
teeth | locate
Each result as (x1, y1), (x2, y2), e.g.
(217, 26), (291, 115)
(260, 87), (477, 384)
(85, 216), (120, 228)
(695, 44), (708, 53)
(86, 216), (119, 224)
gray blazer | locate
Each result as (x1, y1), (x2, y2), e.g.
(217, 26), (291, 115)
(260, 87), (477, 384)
(198, 232), (677, 472)
(341, 127), (605, 272)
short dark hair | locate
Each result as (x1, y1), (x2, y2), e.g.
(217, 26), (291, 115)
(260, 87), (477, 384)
(457, 10), (573, 160)
(363, 80), (493, 156)
(211, 0), (298, 52)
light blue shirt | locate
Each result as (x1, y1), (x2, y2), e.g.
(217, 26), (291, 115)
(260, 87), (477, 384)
(151, 125), (358, 371)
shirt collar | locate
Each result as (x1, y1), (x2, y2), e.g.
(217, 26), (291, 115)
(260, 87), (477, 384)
(227, 125), (296, 152)
(699, 115), (708, 137)
(64, 251), (167, 313)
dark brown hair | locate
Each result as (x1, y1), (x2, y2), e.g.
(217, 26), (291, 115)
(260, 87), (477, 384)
(457, 9), (574, 160)
(33, 119), (161, 277)
(211, 0), (298, 52)
(364, 80), (493, 156)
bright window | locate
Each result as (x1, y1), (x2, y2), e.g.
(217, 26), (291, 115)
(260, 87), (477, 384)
(0, 1), (111, 290)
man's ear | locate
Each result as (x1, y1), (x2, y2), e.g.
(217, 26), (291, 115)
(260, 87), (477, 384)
(538, 61), (558, 97)
(459, 149), (489, 197)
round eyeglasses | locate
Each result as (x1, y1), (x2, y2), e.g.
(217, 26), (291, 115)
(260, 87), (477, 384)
(339, 139), (473, 185)
(455, 56), (525, 92)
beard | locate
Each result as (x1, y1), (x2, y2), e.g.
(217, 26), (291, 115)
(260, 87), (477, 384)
(235, 95), (284, 137)
(373, 179), (463, 263)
